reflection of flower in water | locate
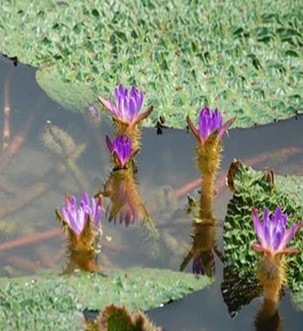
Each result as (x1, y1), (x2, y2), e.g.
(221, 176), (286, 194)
(106, 134), (132, 169)
(180, 214), (217, 277)
(102, 168), (149, 227)
(56, 192), (103, 273)
(192, 249), (215, 276)
(98, 83), (153, 151)
(255, 298), (283, 331)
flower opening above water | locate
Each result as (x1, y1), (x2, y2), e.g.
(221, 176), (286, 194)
(187, 107), (235, 145)
(58, 192), (102, 236)
(252, 206), (302, 256)
(98, 83), (153, 126)
(106, 135), (132, 168)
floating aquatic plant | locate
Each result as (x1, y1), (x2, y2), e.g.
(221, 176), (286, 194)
(98, 83), (153, 151)
(106, 134), (133, 169)
(56, 192), (103, 273)
(252, 207), (303, 302)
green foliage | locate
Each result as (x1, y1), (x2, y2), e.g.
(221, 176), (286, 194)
(36, 69), (98, 114)
(0, 277), (83, 330)
(1, 0), (303, 128)
(223, 164), (303, 292)
(98, 304), (162, 331)
(0, 268), (210, 330)
(292, 291), (303, 312)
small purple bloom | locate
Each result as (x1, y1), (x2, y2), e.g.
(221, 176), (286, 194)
(252, 206), (303, 256)
(187, 107), (235, 144)
(98, 83), (153, 126)
(110, 84), (144, 125)
(59, 192), (102, 236)
(192, 252), (215, 277)
(106, 135), (132, 167)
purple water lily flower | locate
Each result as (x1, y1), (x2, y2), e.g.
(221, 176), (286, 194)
(98, 83), (153, 126)
(187, 107), (235, 145)
(106, 135), (132, 167)
(59, 192), (102, 236)
(252, 206), (303, 256)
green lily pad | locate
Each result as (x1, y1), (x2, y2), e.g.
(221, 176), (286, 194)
(223, 163), (303, 292)
(0, 268), (211, 330)
(36, 69), (98, 114)
(291, 291), (303, 312)
(1, 1), (303, 128)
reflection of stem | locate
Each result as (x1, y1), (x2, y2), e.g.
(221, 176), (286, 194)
(200, 174), (215, 220)
(255, 299), (282, 331)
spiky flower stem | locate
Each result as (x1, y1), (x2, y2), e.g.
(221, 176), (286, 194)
(63, 228), (100, 274)
(102, 167), (150, 227)
(196, 138), (222, 221)
(257, 254), (286, 303)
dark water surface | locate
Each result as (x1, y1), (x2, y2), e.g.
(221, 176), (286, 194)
(0, 55), (302, 330)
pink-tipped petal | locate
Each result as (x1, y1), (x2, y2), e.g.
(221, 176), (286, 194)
(98, 96), (112, 113)
(133, 105), (153, 126)
(252, 208), (264, 244)
(278, 222), (303, 249)
(187, 115), (201, 142)
(217, 117), (236, 140)
(106, 135), (113, 153)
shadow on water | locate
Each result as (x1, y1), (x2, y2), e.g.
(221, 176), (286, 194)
(0, 55), (303, 329)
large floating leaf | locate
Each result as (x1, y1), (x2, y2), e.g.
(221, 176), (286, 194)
(0, 268), (210, 330)
(1, 0), (303, 128)
(36, 69), (97, 114)
(223, 163), (303, 292)
(292, 291), (303, 312)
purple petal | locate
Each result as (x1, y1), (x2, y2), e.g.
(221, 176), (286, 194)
(111, 135), (132, 167)
(106, 135), (114, 153)
(252, 208), (264, 243)
(217, 117), (235, 140)
(278, 223), (302, 249)
(110, 84), (144, 124)
(192, 256), (204, 274)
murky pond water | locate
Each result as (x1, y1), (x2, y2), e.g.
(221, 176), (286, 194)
(0, 55), (302, 330)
